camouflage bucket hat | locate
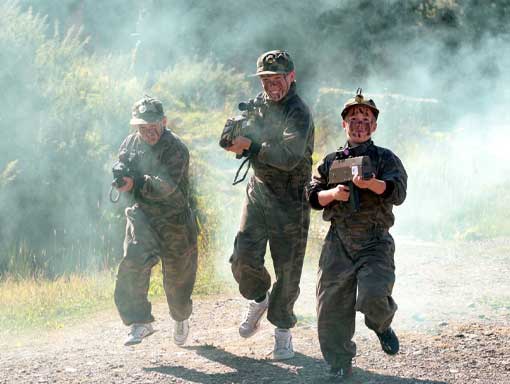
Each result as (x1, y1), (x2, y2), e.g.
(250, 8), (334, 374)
(130, 95), (164, 125)
(341, 88), (379, 120)
(253, 50), (294, 76)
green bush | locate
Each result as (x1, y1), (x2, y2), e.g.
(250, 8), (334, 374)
(2, 0), (509, 284)
(0, 3), (243, 282)
(152, 58), (250, 112)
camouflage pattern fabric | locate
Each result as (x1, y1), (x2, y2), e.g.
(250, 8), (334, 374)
(130, 96), (165, 125)
(230, 82), (314, 329)
(113, 129), (198, 325)
(254, 50), (294, 76)
(306, 140), (407, 367)
(117, 129), (193, 217)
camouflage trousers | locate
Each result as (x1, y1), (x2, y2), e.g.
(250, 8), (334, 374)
(114, 204), (198, 325)
(317, 224), (397, 367)
(230, 176), (310, 329)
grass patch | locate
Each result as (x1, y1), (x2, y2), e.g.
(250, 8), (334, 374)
(148, 258), (228, 298)
(0, 272), (115, 332)
(479, 295), (510, 311)
(296, 313), (317, 327)
(2, 252), (228, 333)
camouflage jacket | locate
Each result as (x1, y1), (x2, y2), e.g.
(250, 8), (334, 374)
(307, 140), (407, 231)
(117, 129), (191, 217)
(248, 82), (315, 188)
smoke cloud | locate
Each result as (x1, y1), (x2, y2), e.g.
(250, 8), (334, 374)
(2, 1), (509, 287)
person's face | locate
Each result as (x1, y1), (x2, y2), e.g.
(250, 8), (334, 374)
(342, 106), (377, 144)
(259, 71), (295, 102)
(136, 117), (166, 145)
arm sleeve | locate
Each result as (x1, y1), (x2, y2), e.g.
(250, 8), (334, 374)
(117, 136), (130, 159)
(139, 143), (189, 202)
(379, 151), (407, 206)
(116, 136), (146, 191)
(306, 156), (330, 210)
(256, 106), (312, 171)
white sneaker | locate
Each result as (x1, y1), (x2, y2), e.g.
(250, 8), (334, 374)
(124, 323), (155, 346)
(239, 294), (269, 338)
(273, 328), (294, 360)
(173, 319), (189, 346)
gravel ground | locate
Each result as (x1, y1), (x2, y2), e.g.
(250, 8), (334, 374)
(1, 298), (509, 384)
(2, 238), (509, 383)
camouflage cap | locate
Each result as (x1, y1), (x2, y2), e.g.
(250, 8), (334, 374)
(254, 50), (294, 76)
(130, 95), (164, 125)
(341, 88), (379, 120)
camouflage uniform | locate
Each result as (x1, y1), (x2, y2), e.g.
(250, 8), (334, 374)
(114, 121), (197, 326)
(307, 139), (407, 368)
(230, 78), (315, 329)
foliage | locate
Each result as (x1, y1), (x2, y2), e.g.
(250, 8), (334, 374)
(0, 2), (244, 281)
(17, 0), (510, 96)
(152, 58), (250, 111)
(1, 0), (509, 286)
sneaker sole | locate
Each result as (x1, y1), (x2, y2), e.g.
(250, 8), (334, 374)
(124, 329), (156, 346)
(173, 335), (188, 346)
(272, 351), (295, 360)
(239, 305), (268, 338)
(382, 347), (399, 355)
(239, 323), (261, 339)
(124, 339), (142, 346)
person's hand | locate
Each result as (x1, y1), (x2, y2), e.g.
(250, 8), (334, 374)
(352, 174), (374, 189)
(226, 136), (252, 155)
(352, 174), (387, 195)
(318, 184), (350, 206)
(331, 184), (350, 202)
(117, 177), (134, 192)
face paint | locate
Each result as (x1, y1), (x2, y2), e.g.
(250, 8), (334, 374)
(343, 106), (376, 144)
(349, 106), (371, 117)
(260, 73), (292, 102)
(138, 122), (163, 145)
(347, 118), (372, 140)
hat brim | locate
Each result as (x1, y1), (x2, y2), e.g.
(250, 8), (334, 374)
(130, 116), (163, 125)
(249, 70), (289, 77)
(341, 104), (380, 120)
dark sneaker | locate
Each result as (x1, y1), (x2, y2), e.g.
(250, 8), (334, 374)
(376, 327), (399, 355)
(329, 361), (353, 381)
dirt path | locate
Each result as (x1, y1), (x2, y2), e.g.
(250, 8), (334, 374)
(2, 238), (510, 383)
(1, 298), (509, 384)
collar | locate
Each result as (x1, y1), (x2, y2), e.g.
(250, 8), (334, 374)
(336, 139), (374, 159)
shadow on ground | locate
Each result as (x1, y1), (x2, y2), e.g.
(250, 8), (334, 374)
(144, 345), (447, 384)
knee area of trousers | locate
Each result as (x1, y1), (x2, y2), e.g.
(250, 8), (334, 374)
(124, 256), (158, 272)
(231, 257), (263, 276)
(237, 272), (271, 300)
(124, 243), (158, 265)
(113, 286), (128, 306)
(239, 283), (264, 301)
(356, 293), (390, 313)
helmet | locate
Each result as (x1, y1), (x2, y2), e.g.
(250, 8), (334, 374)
(341, 88), (379, 120)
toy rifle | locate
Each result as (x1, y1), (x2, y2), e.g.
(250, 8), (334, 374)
(328, 155), (373, 212)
